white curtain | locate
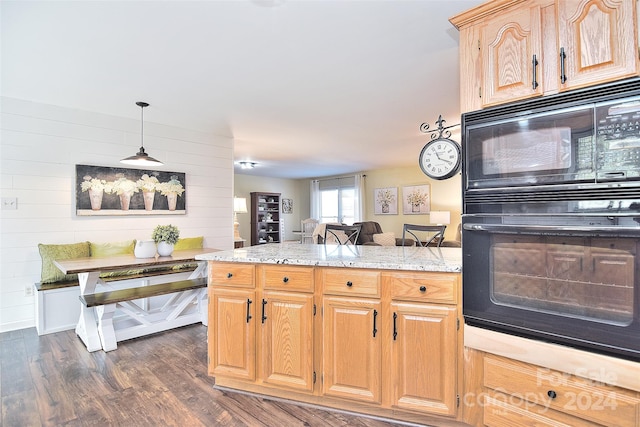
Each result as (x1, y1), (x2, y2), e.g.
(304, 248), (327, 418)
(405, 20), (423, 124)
(354, 174), (365, 222)
(310, 179), (320, 220)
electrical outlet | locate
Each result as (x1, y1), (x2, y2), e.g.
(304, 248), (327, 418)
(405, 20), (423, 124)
(1, 197), (17, 210)
(25, 285), (33, 297)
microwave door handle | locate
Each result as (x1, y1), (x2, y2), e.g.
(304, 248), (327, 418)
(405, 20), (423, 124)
(463, 223), (640, 236)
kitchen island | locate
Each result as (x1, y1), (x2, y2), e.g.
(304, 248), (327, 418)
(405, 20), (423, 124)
(197, 244), (466, 427)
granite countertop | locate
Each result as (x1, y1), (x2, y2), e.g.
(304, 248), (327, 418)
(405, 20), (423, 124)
(196, 243), (461, 273)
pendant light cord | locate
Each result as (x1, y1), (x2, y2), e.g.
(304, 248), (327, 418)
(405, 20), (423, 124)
(136, 101), (149, 150)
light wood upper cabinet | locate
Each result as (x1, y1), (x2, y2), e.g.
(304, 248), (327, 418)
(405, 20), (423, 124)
(481, 3), (544, 106)
(450, 0), (640, 112)
(558, 0), (639, 91)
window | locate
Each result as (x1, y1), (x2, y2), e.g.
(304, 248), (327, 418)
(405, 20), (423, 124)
(320, 187), (355, 224)
(318, 177), (356, 225)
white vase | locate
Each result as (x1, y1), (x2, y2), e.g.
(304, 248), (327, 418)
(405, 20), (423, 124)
(119, 192), (132, 210)
(166, 193), (178, 211)
(88, 188), (103, 210)
(157, 241), (174, 257)
(143, 191), (155, 211)
(134, 240), (157, 258)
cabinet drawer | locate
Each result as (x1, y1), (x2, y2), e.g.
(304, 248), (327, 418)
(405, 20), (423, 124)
(483, 355), (640, 427)
(386, 272), (458, 304)
(321, 268), (380, 297)
(209, 262), (255, 288)
(259, 265), (314, 292)
(483, 393), (601, 427)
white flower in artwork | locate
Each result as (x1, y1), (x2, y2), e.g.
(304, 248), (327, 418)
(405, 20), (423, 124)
(110, 174), (140, 196)
(157, 175), (185, 197)
(80, 175), (108, 192)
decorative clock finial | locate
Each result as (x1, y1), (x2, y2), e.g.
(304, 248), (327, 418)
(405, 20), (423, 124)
(420, 114), (458, 141)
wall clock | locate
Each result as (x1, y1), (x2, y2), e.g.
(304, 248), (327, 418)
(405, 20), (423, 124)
(417, 115), (461, 180)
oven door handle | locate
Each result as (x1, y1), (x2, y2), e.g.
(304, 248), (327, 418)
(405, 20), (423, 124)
(463, 222), (640, 236)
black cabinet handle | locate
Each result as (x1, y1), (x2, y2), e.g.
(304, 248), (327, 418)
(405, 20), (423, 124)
(246, 299), (252, 323)
(227, 272), (233, 279)
(346, 281), (353, 287)
(282, 276), (289, 283)
(547, 390), (557, 399)
(261, 299), (267, 323)
(560, 47), (567, 84)
(419, 286), (427, 292)
(393, 312), (398, 340)
(372, 309), (378, 337)
(532, 54), (539, 89)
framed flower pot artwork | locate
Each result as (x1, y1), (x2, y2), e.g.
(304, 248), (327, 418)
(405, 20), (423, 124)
(374, 187), (398, 215)
(402, 184), (430, 215)
(75, 164), (186, 216)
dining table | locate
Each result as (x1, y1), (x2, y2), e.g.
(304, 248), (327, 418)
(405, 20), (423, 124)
(54, 248), (217, 351)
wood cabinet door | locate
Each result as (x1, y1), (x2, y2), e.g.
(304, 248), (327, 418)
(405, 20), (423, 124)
(259, 291), (314, 392)
(390, 302), (458, 417)
(481, 3), (543, 107)
(209, 288), (256, 380)
(322, 296), (382, 404)
(558, 0), (639, 90)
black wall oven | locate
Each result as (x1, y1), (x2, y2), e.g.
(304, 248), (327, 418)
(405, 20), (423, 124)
(462, 79), (640, 362)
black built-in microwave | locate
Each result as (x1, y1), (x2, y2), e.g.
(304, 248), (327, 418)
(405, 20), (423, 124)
(463, 79), (640, 197)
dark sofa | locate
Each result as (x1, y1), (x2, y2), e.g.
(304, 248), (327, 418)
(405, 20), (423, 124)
(354, 221), (412, 246)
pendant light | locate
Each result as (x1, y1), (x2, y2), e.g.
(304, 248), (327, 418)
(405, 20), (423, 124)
(121, 101), (164, 167)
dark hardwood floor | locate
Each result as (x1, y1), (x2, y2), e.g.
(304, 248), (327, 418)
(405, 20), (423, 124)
(0, 325), (420, 427)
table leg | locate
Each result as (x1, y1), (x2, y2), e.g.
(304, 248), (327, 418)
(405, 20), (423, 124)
(75, 271), (102, 352)
(96, 304), (118, 352)
(190, 261), (209, 325)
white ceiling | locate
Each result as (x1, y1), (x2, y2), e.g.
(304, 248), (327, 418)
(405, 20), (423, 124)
(2, 0), (483, 179)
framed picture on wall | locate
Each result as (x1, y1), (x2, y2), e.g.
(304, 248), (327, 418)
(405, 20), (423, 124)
(402, 184), (430, 215)
(75, 164), (186, 216)
(374, 187), (398, 215)
(282, 198), (293, 214)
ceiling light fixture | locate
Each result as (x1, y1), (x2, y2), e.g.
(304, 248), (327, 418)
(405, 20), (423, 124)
(121, 101), (164, 167)
(239, 161), (257, 169)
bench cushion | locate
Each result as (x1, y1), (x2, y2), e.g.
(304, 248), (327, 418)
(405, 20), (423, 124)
(38, 242), (90, 284)
(91, 240), (143, 278)
(174, 236), (203, 250)
(90, 240), (135, 257)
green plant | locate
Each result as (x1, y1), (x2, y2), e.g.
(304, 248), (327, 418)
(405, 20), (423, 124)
(152, 224), (180, 245)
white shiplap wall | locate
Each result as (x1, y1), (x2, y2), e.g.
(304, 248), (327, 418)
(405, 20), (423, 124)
(0, 97), (234, 332)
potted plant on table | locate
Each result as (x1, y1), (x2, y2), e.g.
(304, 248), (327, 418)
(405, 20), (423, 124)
(152, 224), (180, 256)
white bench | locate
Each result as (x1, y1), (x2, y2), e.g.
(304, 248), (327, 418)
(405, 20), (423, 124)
(34, 266), (198, 335)
(80, 277), (208, 352)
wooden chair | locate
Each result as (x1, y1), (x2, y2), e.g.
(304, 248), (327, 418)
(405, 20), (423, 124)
(300, 218), (319, 244)
(402, 224), (446, 247)
(323, 224), (361, 245)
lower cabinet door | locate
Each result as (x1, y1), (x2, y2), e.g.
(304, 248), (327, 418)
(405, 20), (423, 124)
(209, 288), (256, 380)
(390, 302), (458, 417)
(323, 296), (382, 404)
(259, 291), (314, 392)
